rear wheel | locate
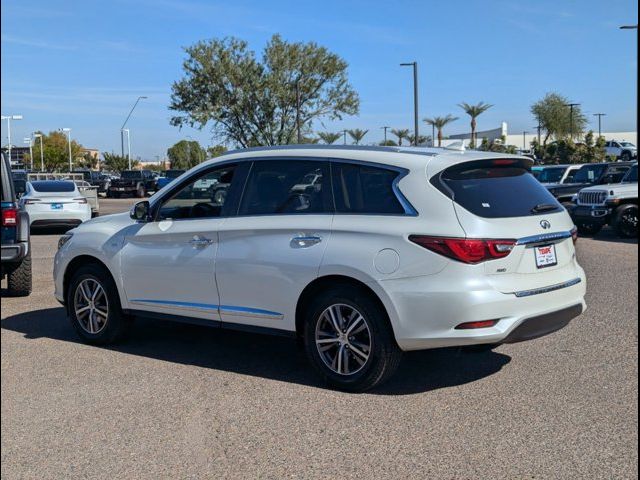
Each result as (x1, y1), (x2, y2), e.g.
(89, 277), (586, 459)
(303, 286), (402, 392)
(577, 222), (602, 236)
(613, 204), (638, 238)
(136, 185), (146, 198)
(621, 150), (632, 162)
(67, 264), (129, 345)
(6, 249), (32, 297)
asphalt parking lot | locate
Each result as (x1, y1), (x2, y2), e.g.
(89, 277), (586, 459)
(1, 197), (638, 479)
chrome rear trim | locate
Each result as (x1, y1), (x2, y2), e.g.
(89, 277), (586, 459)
(512, 278), (582, 298)
(516, 231), (573, 246)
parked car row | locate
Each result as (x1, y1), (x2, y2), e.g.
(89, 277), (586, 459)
(535, 162), (638, 238)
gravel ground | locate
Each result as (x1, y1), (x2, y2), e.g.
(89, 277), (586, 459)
(1, 198), (638, 479)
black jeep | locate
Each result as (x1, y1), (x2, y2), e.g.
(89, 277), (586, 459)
(108, 169), (156, 198)
(1, 152), (32, 296)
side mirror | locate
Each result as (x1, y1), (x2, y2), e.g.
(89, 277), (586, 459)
(130, 201), (151, 222)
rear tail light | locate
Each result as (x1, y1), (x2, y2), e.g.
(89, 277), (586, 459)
(409, 236), (516, 264)
(455, 319), (499, 330)
(2, 207), (18, 226)
(74, 198), (88, 204)
(570, 226), (578, 245)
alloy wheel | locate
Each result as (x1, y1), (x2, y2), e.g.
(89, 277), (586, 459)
(315, 304), (372, 376)
(74, 278), (109, 334)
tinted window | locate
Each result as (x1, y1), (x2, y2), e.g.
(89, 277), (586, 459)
(437, 161), (562, 218)
(157, 165), (236, 220)
(573, 164), (606, 183)
(165, 170), (185, 180)
(332, 163), (405, 215)
(623, 165), (638, 183)
(121, 171), (142, 179)
(603, 166), (631, 183)
(30, 181), (76, 193)
(239, 160), (330, 216)
(537, 167), (566, 183)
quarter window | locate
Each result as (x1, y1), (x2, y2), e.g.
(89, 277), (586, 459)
(238, 160), (330, 215)
(332, 162), (405, 215)
(157, 165), (236, 220)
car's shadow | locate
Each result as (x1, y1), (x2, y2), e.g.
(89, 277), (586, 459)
(583, 227), (638, 245)
(1, 307), (511, 395)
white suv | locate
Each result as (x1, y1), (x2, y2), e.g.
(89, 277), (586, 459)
(53, 146), (587, 391)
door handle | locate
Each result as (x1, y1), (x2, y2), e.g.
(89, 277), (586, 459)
(189, 235), (214, 248)
(291, 235), (322, 249)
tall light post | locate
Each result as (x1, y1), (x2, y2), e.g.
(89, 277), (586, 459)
(342, 129), (348, 145)
(33, 133), (44, 171)
(620, 25), (638, 140)
(1, 114), (23, 164)
(121, 96), (147, 158)
(400, 62), (419, 145)
(60, 128), (72, 171)
(122, 129), (132, 169)
(563, 102), (580, 140)
(381, 126), (390, 144)
(593, 113), (606, 137)
(522, 131), (528, 150)
(24, 137), (33, 170)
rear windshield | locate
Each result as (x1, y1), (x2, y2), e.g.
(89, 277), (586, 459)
(536, 167), (566, 183)
(433, 160), (562, 218)
(30, 181), (76, 192)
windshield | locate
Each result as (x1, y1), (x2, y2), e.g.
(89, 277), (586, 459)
(30, 181), (75, 193)
(619, 142), (636, 148)
(121, 171), (142, 179)
(536, 167), (566, 183)
(573, 164), (606, 183)
(166, 170), (185, 179)
(623, 165), (638, 183)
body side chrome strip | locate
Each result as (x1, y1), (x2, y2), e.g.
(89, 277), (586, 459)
(129, 299), (283, 319)
(516, 231), (573, 246)
(512, 277), (582, 298)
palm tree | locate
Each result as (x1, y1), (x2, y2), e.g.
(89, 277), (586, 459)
(317, 132), (342, 145)
(407, 134), (429, 146)
(423, 115), (458, 147)
(347, 129), (368, 145)
(391, 128), (410, 146)
(458, 101), (493, 148)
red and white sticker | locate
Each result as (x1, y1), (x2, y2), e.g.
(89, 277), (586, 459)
(535, 244), (557, 269)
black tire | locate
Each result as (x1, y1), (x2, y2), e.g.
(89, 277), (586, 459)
(621, 151), (631, 162)
(613, 204), (638, 238)
(577, 222), (602, 236)
(67, 264), (129, 345)
(303, 285), (402, 392)
(6, 249), (32, 297)
(136, 185), (146, 198)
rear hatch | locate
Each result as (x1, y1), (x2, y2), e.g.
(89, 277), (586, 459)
(429, 157), (579, 293)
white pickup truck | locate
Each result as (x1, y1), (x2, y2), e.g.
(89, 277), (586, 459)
(570, 163), (638, 238)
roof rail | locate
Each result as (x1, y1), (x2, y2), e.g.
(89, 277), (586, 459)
(222, 144), (439, 157)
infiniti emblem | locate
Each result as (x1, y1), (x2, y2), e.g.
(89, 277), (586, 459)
(540, 220), (552, 230)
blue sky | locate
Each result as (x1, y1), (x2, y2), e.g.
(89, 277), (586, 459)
(1, 0), (637, 159)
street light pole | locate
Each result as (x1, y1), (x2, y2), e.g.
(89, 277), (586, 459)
(400, 62), (419, 146)
(593, 113), (606, 137)
(24, 137), (33, 170)
(522, 131), (528, 150)
(342, 129), (347, 145)
(61, 128), (72, 171)
(1, 114), (23, 165)
(123, 129), (132, 169)
(295, 80), (302, 144)
(121, 96), (147, 157)
(563, 103), (580, 140)
(381, 126), (390, 144)
(33, 134), (44, 171)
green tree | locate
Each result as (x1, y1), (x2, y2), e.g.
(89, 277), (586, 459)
(102, 152), (139, 172)
(29, 130), (84, 172)
(531, 92), (587, 145)
(391, 128), (410, 146)
(458, 101), (492, 148)
(347, 129), (368, 145)
(167, 140), (207, 169)
(407, 134), (430, 146)
(170, 35), (359, 147)
(317, 132), (342, 144)
(207, 145), (228, 158)
(379, 139), (398, 146)
(423, 115), (458, 147)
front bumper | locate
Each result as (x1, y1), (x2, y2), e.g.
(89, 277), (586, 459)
(571, 205), (611, 225)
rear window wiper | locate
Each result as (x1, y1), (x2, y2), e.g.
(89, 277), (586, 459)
(531, 203), (559, 214)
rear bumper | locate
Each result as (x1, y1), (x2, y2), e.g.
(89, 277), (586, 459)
(380, 264), (587, 351)
(1, 241), (28, 263)
(28, 207), (91, 227)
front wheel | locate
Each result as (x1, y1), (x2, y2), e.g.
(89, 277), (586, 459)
(613, 204), (638, 238)
(621, 151), (632, 162)
(67, 264), (130, 345)
(303, 286), (402, 392)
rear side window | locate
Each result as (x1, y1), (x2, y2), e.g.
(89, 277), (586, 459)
(238, 160), (331, 216)
(332, 163), (405, 215)
(433, 159), (562, 218)
(30, 181), (76, 193)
